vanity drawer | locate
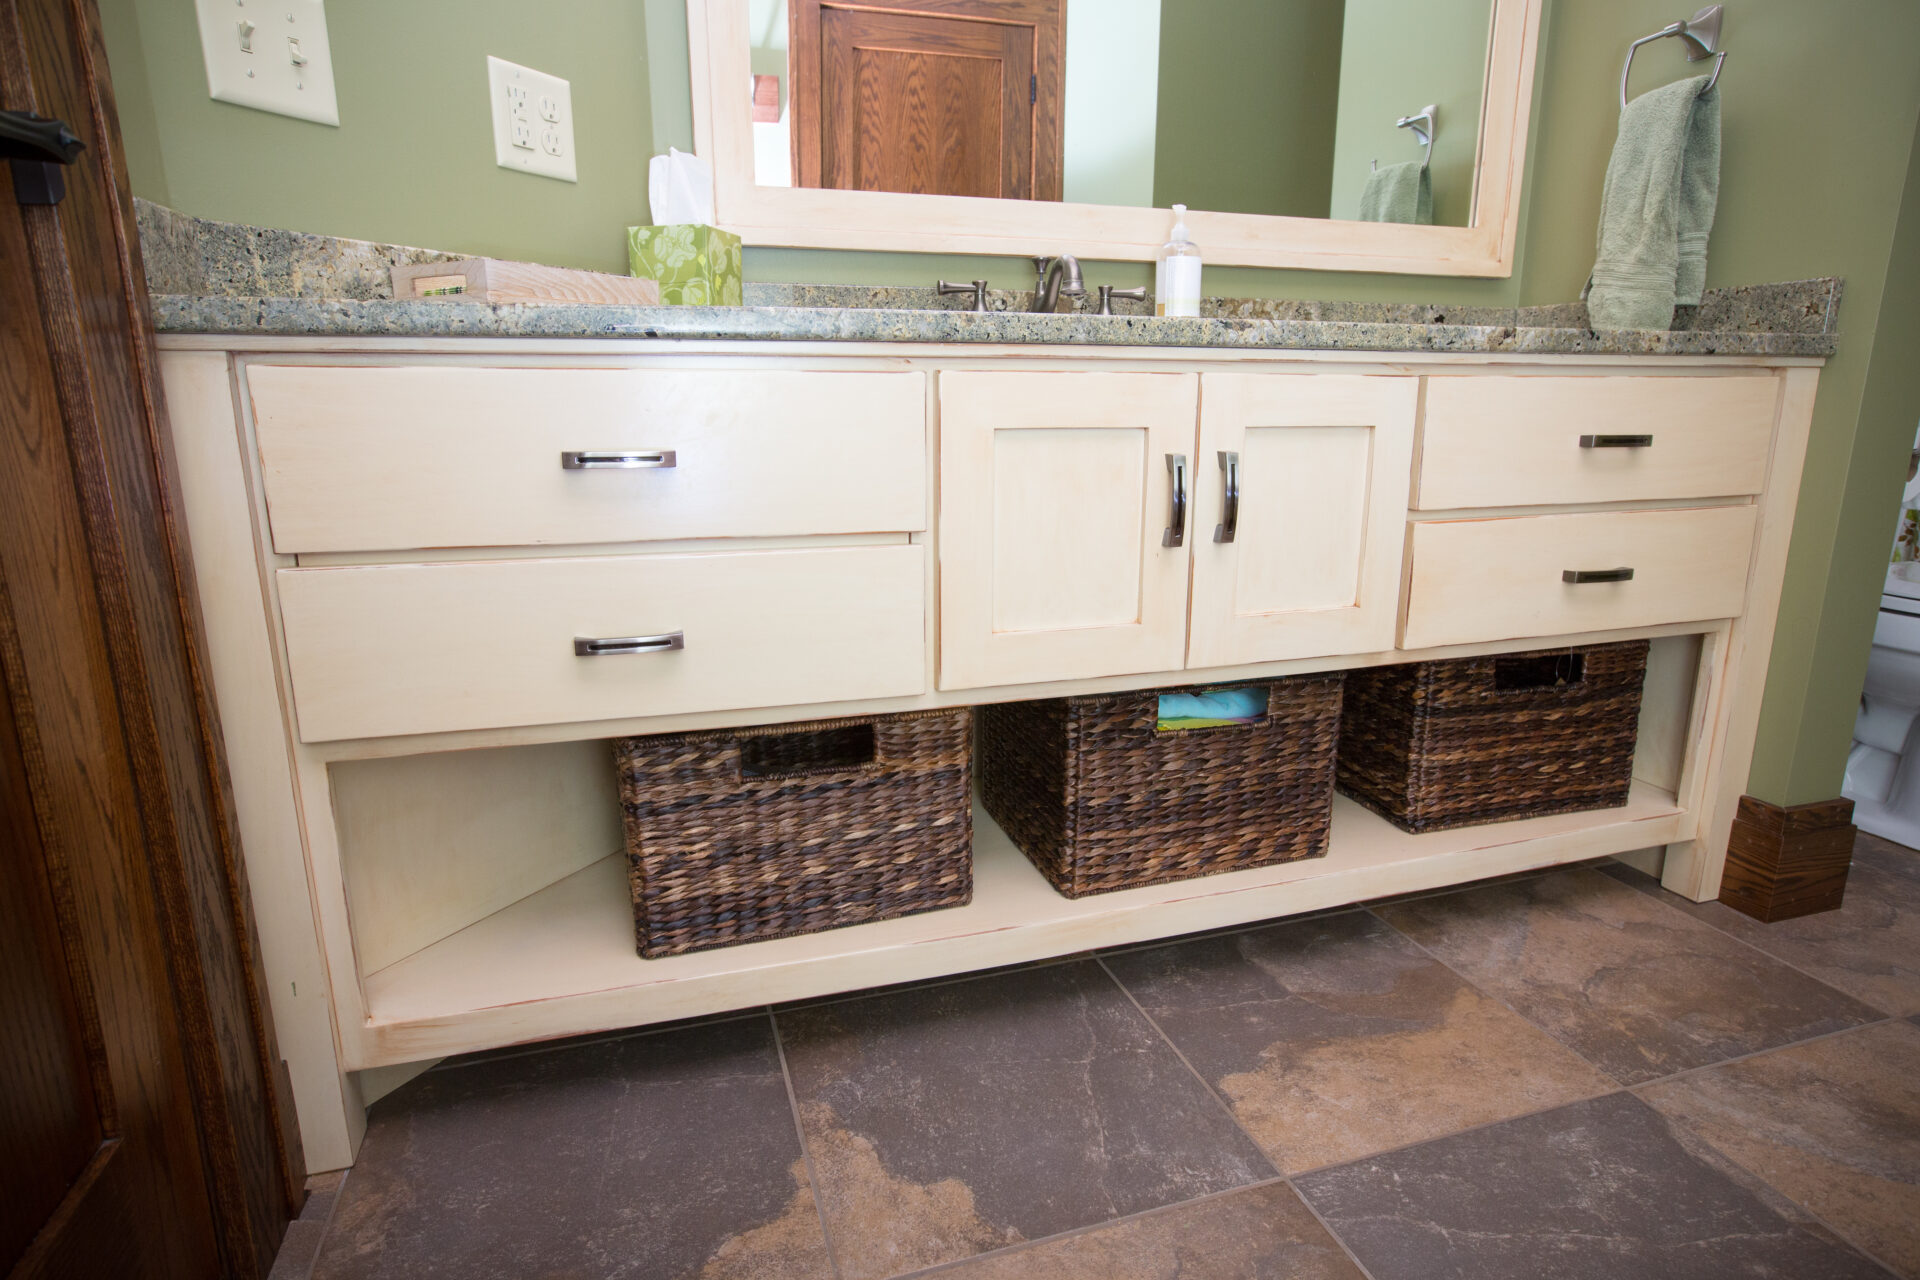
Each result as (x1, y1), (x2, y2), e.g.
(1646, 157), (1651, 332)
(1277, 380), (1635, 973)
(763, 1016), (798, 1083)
(1415, 375), (1778, 509)
(1400, 505), (1758, 649)
(276, 545), (927, 742)
(246, 365), (927, 553)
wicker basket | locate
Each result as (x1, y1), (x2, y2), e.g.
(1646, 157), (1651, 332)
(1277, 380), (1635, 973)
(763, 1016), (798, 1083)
(980, 675), (1344, 899)
(613, 708), (972, 958)
(1336, 640), (1650, 833)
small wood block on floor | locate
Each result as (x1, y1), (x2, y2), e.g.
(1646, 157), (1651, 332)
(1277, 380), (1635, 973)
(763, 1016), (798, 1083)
(1719, 794), (1855, 922)
(389, 258), (660, 306)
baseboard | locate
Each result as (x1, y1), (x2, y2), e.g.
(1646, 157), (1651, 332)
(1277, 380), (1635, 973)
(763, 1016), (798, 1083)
(1718, 794), (1854, 922)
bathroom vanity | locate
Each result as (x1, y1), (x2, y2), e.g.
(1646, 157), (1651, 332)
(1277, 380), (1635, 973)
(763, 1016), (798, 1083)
(153, 288), (1829, 1171)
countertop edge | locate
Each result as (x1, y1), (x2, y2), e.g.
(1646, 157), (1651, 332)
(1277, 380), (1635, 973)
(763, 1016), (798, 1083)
(148, 295), (1840, 359)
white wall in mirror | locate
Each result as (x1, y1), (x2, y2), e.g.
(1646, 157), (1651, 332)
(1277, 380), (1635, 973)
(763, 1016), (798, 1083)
(1061, 0), (1160, 209)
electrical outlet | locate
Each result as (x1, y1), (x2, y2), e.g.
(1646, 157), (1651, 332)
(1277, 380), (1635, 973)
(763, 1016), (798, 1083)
(488, 56), (575, 183)
(195, 0), (338, 126)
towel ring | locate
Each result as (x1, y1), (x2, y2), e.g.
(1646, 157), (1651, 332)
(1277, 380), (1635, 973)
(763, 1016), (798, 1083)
(1398, 105), (1436, 170)
(1620, 5), (1727, 109)
(1373, 104), (1436, 172)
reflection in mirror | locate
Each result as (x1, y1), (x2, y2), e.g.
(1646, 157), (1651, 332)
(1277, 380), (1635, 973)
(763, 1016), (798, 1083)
(748, 0), (1493, 227)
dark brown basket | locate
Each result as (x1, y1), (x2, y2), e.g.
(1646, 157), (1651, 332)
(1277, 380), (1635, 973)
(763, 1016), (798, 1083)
(980, 675), (1344, 899)
(613, 708), (973, 958)
(1336, 640), (1650, 833)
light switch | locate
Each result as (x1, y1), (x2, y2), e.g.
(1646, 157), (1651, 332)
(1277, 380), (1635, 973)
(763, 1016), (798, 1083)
(196, 0), (338, 126)
(487, 56), (576, 183)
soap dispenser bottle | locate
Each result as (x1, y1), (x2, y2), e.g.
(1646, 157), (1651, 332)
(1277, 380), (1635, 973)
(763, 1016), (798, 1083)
(1156, 204), (1202, 317)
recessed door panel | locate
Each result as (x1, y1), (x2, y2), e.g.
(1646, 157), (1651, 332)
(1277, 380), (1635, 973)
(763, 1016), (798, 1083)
(990, 428), (1146, 632)
(1232, 424), (1374, 614)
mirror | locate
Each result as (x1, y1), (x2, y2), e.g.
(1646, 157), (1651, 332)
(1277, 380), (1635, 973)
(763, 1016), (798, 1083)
(689, 0), (1541, 274)
(746, 0), (1493, 228)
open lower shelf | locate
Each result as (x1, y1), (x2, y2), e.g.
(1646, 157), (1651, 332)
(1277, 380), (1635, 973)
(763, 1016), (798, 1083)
(352, 780), (1687, 1068)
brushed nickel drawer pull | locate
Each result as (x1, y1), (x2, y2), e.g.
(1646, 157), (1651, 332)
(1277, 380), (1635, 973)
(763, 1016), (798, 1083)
(561, 450), (677, 469)
(1213, 450), (1239, 544)
(1562, 567), (1635, 584)
(1163, 453), (1188, 548)
(1578, 434), (1653, 448)
(573, 631), (685, 656)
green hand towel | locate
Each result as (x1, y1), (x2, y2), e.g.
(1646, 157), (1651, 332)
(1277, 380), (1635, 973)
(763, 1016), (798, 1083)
(1358, 160), (1433, 225)
(1586, 76), (1721, 330)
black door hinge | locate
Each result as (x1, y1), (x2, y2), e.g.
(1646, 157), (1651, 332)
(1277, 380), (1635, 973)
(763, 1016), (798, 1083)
(2, 109), (84, 206)
(1030, 74), (1037, 105)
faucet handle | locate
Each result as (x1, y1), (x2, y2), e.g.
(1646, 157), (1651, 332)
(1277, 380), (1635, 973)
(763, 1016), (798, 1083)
(1096, 285), (1150, 316)
(937, 279), (990, 313)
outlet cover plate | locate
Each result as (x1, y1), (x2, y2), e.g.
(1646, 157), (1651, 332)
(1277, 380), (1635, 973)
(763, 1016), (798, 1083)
(195, 0), (339, 126)
(487, 56), (576, 183)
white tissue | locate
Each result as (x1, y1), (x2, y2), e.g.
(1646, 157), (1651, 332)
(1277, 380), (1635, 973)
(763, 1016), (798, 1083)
(648, 147), (714, 226)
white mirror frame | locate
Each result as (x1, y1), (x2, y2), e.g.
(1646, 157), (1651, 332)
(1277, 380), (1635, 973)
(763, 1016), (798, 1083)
(688, 0), (1541, 276)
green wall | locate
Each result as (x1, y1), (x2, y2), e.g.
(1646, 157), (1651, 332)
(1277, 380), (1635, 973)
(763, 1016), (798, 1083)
(1326, 0), (1492, 227)
(1151, 0), (1345, 218)
(99, 0), (1920, 807)
(100, 0), (656, 276)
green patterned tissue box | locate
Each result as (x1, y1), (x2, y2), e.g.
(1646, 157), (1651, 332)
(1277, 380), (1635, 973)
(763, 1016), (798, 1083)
(626, 224), (742, 306)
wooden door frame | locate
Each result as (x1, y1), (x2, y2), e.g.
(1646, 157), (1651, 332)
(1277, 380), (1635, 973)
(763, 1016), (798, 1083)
(2, 0), (300, 1274)
(787, 0), (1065, 200)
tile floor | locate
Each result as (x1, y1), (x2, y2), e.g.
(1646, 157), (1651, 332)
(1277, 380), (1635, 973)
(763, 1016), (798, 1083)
(274, 835), (1920, 1280)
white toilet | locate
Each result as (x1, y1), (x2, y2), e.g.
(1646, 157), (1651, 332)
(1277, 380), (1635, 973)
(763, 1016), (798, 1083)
(1843, 443), (1920, 847)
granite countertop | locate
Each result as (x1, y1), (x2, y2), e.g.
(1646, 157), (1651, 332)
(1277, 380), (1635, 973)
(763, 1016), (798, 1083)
(138, 202), (1842, 358)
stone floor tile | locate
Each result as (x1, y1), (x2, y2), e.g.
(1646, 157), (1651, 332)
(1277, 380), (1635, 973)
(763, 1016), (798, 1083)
(1103, 910), (1614, 1173)
(1375, 866), (1879, 1083)
(777, 959), (1275, 1280)
(267, 1172), (347, 1280)
(1295, 1092), (1893, 1280)
(922, 1181), (1364, 1280)
(1601, 835), (1920, 1015)
(1638, 1019), (1920, 1278)
(311, 1017), (833, 1280)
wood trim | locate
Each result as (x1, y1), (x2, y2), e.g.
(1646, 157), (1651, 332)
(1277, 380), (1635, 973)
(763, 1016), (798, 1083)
(695, 0), (1542, 274)
(5, 0), (299, 1267)
(1718, 794), (1855, 922)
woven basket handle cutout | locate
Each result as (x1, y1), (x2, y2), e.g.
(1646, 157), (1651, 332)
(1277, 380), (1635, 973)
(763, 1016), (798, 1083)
(1147, 684), (1272, 736)
(736, 722), (881, 780)
(1491, 650), (1586, 694)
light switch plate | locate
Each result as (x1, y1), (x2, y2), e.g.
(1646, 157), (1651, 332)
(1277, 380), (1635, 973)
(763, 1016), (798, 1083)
(195, 0), (338, 126)
(487, 56), (576, 183)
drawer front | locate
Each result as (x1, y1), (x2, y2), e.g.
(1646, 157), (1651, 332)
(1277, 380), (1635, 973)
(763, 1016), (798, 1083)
(277, 546), (927, 741)
(247, 365), (927, 553)
(1401, 505), (1758, 649)
(1415, 375), (1778, 509)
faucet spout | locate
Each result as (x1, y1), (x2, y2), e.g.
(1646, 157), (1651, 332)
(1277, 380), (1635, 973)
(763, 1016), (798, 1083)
(1031, 254), (1086, 312)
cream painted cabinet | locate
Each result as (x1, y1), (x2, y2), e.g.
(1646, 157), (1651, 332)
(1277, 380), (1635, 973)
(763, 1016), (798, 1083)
(1187, 374), (1417, 667)
(939, 369), (1418, 687)
(937, 371), (1199, 689)
(159, 341), (1821, 1179)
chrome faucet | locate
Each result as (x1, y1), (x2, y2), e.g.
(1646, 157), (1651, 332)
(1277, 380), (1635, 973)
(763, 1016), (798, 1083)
(1030, 255), (1086, 312)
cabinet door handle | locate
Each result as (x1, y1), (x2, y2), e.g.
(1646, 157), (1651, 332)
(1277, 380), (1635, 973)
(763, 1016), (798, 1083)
(1163, 453), (1188, 548)
(561, 450), (677, 469)
(1562, 567), (1635, 584)
(1213, 451), (1239, 544)
(573, 631), (685, 656)
(1578, 434), (1653, 449)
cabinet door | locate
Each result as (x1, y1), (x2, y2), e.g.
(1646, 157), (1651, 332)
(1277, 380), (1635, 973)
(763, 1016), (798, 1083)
(939, 371), (1198, 689)
(1187, 374), (1417, 668)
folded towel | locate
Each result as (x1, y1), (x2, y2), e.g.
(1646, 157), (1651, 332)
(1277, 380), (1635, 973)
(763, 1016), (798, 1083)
(1586, 76), (1721, 330)
(1157, 686), (1267, 731)
(1358, 161), (1432, 225)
